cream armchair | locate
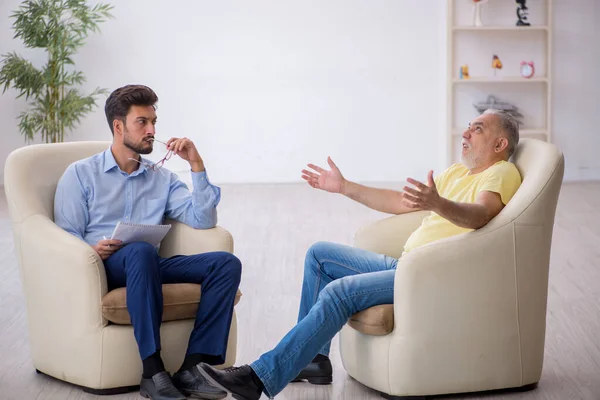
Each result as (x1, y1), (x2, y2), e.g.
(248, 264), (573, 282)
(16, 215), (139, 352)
(340, 139), (564, 398)
(4, 141), (240, 394)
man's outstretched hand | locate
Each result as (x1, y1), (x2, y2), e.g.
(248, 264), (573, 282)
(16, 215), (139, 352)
(301, 157), (346, 194)
(402, 170), (442, 211)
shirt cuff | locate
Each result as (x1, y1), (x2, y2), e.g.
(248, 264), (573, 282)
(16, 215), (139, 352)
(191, 170), (210, 190)
(191, 170), (221, 204)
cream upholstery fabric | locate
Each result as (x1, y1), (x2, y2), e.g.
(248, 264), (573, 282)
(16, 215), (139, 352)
(340, 139), (564, 397)
(4, 141), (239, 390)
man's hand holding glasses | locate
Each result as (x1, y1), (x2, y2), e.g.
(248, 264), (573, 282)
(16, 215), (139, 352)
(165, 137), (205, 172)
(129, 137), (205, 173)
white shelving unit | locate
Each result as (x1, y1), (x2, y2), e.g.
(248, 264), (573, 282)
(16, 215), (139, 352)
(447, 0), (553, 164)
(452, 26), (549, 32)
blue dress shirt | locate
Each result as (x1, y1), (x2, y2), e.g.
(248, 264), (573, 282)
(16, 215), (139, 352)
(54, 148), (221, 246)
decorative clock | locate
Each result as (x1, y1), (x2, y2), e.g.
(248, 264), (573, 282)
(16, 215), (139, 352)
(520, 61), (535, 78)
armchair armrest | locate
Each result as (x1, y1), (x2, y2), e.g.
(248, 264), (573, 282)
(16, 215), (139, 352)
(159, 219), (234, 258)
(354, 211), (429, 258)
(18, 215), (108, 334)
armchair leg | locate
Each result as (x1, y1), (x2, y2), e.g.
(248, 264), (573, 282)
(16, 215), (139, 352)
(380, 382), (538, 399)
(516, 382), (539, 392)
(35, 368), (138, 395)
(82, 386), (139, 395)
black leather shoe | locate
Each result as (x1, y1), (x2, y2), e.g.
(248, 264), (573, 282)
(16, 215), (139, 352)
(172, 365), (227, 399)
(199, 363), (263, 400)
(291, 357), (333, 384)
(140, 371), (186, 400)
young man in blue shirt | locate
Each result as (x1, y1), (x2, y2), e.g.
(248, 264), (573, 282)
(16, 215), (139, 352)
(54, 85), (238, 400)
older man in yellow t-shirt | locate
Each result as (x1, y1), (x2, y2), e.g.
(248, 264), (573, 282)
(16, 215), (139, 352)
(198, 109), (523, 400)
(403, 156), (521, 253)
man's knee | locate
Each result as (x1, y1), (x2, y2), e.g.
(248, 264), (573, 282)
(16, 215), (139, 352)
(215, 252), (242, 283)
(319, 278), (344, 302)
(124, 242), (159, 268)
(127, 241), (158, 255)
(317, 278), (354, 317)
(305, 241), (336, 267)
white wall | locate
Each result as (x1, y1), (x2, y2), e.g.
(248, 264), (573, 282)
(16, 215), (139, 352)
(0, 0), (598, 184)
(0, 0), (447, 185)
(552, 0), (600, 181)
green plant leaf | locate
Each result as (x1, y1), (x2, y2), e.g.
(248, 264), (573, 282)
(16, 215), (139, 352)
(18, 106), (45, 141)
(0, 52), (45, 98)
(3, 0), (114, 142)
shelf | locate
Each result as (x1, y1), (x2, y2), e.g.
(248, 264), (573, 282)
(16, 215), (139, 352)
(452, 129), (548, 137)
(453, 77), (548, 84)
(447, 0), (553, 164)
(452, 26), (549, 31)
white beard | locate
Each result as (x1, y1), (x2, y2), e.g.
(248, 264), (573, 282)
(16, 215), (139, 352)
(460, 153), (476, 169)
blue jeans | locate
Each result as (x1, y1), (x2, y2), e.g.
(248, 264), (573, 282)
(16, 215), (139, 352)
(250, 241), (398, 398)
(104, 242), (241, 362)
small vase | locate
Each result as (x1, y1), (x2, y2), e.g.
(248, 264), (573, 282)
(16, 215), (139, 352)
(473, 3), (483, 27)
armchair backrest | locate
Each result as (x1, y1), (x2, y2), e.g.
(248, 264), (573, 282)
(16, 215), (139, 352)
(487, 138), (564, 228)
(482, 138), (564, 266)
(5, 141), (111, 224)
(479, 138), (564, 380)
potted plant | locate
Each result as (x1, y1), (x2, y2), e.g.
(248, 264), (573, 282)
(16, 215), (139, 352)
(0, 0), (113, 143)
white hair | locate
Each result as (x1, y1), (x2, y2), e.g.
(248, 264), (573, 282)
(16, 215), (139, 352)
(483, 109), (520, 158)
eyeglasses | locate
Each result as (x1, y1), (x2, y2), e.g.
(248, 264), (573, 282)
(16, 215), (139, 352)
(128, 138), (173, 172)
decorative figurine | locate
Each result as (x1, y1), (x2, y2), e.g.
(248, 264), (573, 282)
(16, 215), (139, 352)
(472, 0), (488, 27)
(473, 95), (524, 125)
(460, 65), (470, 79)
(492, 54), (503, 76)
(516, 0), (531, 26)
(520, 61), (535, 78)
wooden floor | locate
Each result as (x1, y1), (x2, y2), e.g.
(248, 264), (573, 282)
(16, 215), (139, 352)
(0, 182), (599, 400)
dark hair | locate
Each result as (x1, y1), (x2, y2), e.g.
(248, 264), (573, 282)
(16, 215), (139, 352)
(104, 85), (158, 135)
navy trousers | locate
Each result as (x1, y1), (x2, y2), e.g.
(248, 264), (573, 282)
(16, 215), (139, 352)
(104, 242), (242, 363)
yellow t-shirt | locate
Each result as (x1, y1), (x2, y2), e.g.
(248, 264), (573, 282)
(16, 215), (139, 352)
(402, 161), (522, 253)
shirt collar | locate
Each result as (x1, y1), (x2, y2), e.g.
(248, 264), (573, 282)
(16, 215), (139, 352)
(102, 147), (149, 175)
(102, 148), (118, 172)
